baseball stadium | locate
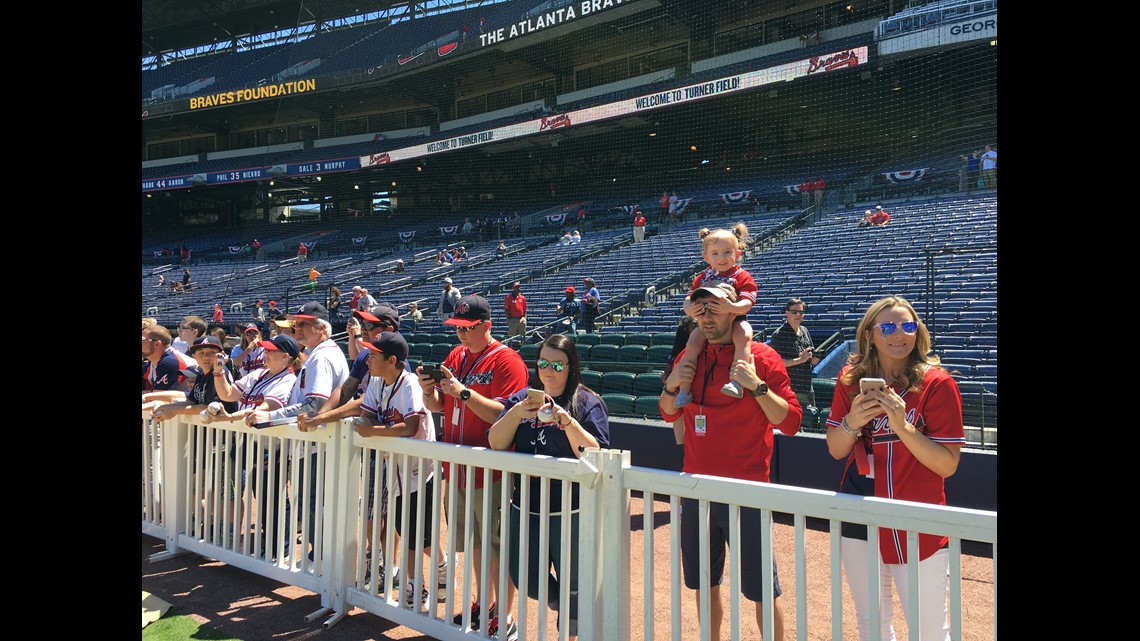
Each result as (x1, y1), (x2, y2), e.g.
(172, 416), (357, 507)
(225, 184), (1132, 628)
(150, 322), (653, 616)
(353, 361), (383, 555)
(141, 1), (998, 639)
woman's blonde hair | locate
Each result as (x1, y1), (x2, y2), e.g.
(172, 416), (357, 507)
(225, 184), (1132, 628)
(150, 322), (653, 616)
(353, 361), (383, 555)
(839, 295), (942, 394)
(698, 222), (749, 253)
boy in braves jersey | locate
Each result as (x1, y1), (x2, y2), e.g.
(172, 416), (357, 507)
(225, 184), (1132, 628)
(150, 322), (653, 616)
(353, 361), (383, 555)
(356, 332), (440, 608)
(418, 294), (527, 635)
(142, 325), (194, 399)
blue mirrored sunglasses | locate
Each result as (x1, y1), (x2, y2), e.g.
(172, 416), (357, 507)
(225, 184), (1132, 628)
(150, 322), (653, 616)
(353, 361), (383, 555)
(878, 321), (919, 336)
(536, 358), (566, 372)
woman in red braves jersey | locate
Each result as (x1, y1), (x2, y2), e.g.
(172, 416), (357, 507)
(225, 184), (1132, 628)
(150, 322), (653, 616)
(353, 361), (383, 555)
(825, 296), (964, 641)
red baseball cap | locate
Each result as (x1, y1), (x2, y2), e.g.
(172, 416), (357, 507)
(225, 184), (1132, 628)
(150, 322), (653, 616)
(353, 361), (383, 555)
(565, 286), (576, 294)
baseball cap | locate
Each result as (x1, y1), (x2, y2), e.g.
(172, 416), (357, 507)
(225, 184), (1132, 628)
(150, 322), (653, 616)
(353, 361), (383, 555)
(258, 334), (300, 359)
(288, 301), (329, 323)
(255, 300), (262, 305)
(565, 286), (576, 294)
(243, 323), (260, 334)
(583, 277), (594, 284)
(443, 277), (453, 284)
(354, 302), (399, 328)
(876, 205), (884, 210)
(358, 331), (408, 362)
(512, 282), (520, 288)
(187, 335), (224, 354)
(691, 281), (738, 303)
(865, 210), (873, 215)
(269, 300), (277, 306)
(444, 294), (492, 327)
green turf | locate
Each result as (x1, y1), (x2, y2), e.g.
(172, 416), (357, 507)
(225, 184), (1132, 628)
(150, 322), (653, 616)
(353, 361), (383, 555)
(142, 614), (242, 641)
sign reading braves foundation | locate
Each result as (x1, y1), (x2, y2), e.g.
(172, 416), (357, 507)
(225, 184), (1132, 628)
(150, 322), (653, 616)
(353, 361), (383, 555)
(189, 79), (318, 110)
(480, 0), (639, 47)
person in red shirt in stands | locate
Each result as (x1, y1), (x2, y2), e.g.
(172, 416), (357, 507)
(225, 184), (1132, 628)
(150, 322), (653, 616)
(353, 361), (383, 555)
(859, 206), (891, 227)
(632, 208), (647, 244)
(503, 282), (528, 340)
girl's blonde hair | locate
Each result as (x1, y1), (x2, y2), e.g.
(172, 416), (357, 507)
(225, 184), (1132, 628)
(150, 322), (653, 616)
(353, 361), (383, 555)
(698, 222), (749, 253)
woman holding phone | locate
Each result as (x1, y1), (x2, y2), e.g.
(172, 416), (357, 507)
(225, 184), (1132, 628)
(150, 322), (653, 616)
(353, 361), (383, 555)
(487, 334), (610, 640)
(825, 296), (965, 641)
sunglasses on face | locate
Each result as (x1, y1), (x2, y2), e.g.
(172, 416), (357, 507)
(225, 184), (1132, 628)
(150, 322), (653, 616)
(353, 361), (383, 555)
(361, 321), (384, 331)
(455, 321), (484, 333)
(536, 358), (566, 372)
(787, 309), (805, 315)
(877, 321), (919, 336)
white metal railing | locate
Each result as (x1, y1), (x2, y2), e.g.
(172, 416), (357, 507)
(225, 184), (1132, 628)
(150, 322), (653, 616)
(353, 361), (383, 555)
(143, 415), (997, 640)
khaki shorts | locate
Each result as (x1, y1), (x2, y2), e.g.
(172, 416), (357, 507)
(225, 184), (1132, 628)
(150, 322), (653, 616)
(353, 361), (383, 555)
(448, 480), (503, 555)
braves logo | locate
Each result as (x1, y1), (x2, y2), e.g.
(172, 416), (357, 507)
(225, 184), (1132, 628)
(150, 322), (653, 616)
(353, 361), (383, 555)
(807, 50), (859, 74)
(463, 371), (494, 386)
(370, 152), (391, 165)
(453, 300), (471, 316)
(539, 114), (571, 131)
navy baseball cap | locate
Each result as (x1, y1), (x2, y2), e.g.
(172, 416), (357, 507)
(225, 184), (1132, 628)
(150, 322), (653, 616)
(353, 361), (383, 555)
(187, 335), (224, 354)
(288, 301), (329, 323)
(257, 334), (300, 359)
(353, 302), (399, 328)
(358, 331), (408, 362)
(444, 295), (491, 327)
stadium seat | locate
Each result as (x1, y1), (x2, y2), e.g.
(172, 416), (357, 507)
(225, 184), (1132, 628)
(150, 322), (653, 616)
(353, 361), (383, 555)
(580, 369), (603, 392)
(520, 343), (540, 362)
(409, 341), (432, 359)
(411, 333), (432, 345)
(646, 345), (676, 368)
(651, 332), (677, 347)
(617, 344), (648, 366)
(576, 333), (601, 347)
(633, 395), (663, 419)
(429, 343), (453, 362)
(588, 344), (620, 371)
(596, 334), (625, 347)
(812, 378), (837, 409)
(600, 393), (637, 417)
(624, 332), (653, 347)
(633, 372), (665, 397)
(601, 371), (636, 395)
(429, 332), (451, 344)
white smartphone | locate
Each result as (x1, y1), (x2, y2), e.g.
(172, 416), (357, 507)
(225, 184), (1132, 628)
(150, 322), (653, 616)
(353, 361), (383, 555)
(859, 378), (886, 394)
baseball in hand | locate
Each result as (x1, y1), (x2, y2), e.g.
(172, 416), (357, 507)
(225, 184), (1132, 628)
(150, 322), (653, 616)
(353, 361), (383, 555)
(207, 402), (224, 416)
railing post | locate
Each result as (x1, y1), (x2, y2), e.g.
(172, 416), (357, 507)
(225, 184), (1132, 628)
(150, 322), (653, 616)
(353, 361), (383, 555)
(326, 419), (359, 617)
(580, 448), (630, 641)
(152, 415), (190, 561)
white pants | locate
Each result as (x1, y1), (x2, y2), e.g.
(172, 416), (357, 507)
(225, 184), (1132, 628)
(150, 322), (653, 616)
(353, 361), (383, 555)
(632, 226), (645, 243)
(841, 537), (951, 641)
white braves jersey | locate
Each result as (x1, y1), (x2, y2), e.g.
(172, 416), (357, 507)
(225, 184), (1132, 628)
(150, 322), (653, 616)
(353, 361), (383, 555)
(234, 367), (296, 410)
(288, 339), (349, 411)
(360, 369), (435, 497)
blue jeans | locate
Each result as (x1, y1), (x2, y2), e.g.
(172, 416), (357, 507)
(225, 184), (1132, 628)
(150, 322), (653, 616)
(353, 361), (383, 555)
(508, 503), (579, 636)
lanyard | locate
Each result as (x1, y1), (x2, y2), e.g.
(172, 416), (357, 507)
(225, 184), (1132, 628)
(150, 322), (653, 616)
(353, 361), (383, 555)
(696, 344), (720, 413)
(375, 374), (407, 423)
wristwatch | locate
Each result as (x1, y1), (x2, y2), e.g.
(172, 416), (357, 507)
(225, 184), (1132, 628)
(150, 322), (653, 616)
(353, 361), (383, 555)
(459, 388), (472, 401)
(750, 382), (769, 397)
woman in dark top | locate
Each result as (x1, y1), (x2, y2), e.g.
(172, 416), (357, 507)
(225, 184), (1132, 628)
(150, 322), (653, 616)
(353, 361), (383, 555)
(488, 334), (610, 640)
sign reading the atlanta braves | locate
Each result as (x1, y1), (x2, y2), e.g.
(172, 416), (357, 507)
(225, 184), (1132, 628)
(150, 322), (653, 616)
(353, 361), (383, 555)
(479, 0), (639, 47)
